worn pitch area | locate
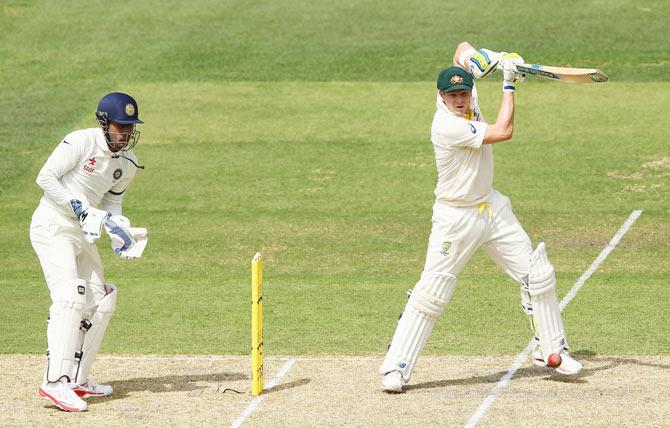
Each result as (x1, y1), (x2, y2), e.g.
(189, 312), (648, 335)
(2, 355), (668, 427)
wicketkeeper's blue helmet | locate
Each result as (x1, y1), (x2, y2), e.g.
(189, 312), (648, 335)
(95, 92), (144, 125)
(95, 92), (143, 151)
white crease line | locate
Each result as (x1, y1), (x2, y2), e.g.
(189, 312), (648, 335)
(465, 209), (643, 428)
(559, 209), (643, 311)
(230, 358), (296, 428)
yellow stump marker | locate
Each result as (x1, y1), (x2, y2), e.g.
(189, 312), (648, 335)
(251, 252), (264, 395)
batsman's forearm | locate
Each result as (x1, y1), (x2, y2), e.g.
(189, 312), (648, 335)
(483, 92), (515, 144)
(496, 91), (515, 136)
(453, 41), (476, 67)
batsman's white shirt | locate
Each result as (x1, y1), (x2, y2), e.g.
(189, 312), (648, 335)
(431, 86), (491, 206)
(30, 127), (139, 299)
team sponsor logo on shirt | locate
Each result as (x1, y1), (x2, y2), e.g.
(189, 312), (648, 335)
(468, 124), (476, 134)
(441, 241), (452, 256)
(83, 157), (96, 173)
(113, 168), (123, 180)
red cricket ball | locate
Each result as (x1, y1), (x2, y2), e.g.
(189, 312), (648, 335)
(547, 353), (562, 368)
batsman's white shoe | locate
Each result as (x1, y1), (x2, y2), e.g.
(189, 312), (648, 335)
(39, 381), (88, 412)
(380, 371), (405, 393)
(72, 378), (113, 398)
(532, 348), (546, 367)
(554, 351), (582, 375)
(532, 348), (582, 375)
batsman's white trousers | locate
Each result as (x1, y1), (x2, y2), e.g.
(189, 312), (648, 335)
(381, 189), (533, 379)
(424, 189), (532, 283)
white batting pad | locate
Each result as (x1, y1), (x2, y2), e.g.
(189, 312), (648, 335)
(380, 274), (456, 381)
(519, 286), (541, 343)
(528, 243), (556, 294)
(73, 284), (118, 384)
(46, 279), (87, 382)
(531, 292), (567, 359)
(379, 305), (435, 381)
(527, 243), (567, 359)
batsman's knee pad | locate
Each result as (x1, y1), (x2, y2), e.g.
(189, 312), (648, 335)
(526, 243), (567, 361)
(380, 274), (456, 381)
(73, 284), (117, 384)
(408, 273), (457, 318)
(46, 279), (87, 382)
(527, 242), (556, 297)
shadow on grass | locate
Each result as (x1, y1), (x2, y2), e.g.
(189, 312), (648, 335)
(406, 354), (670, 392)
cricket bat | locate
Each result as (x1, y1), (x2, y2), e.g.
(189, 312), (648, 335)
(514, 64), (608, 83)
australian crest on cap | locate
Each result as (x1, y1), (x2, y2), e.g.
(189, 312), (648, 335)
(125, 103), (135, 116)
(450, 75), (464, 84)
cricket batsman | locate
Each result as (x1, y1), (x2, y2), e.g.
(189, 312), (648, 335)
(379, 42), (582, 392)
(30, 92), (149, 411)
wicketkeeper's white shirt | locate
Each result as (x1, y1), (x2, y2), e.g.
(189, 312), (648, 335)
(36, 127), (139, 218)
(430, 85), (492, 206)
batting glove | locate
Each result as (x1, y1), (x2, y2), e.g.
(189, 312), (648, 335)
(462, 48), (502, 79)
(499, 53), (525, 92)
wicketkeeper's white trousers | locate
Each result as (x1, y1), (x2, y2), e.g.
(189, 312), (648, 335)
(30, 201), (108, 303)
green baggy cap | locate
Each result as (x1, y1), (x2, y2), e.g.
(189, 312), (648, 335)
(437, 67), (473, 92)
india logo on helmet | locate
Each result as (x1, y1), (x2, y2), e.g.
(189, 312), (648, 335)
(125, 103), (135, 116)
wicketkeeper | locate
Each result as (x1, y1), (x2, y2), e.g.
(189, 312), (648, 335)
(30, 92), (149, 411)
(379, 42), (582, 392)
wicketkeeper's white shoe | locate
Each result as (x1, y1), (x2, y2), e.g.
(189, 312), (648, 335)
(39, 381), (88, 412)
(72, 378), (113, 398)
(532, 348), (583, 375)
(380, 371), (405, 393)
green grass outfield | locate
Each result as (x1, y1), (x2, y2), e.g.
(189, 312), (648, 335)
(0, 1), (668, 358)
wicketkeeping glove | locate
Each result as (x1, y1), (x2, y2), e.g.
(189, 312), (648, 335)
(70, 199), (111, 244)
(104, 215), (149, 259)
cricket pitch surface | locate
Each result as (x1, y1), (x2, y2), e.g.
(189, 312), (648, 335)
(3, 354), (668, 427)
